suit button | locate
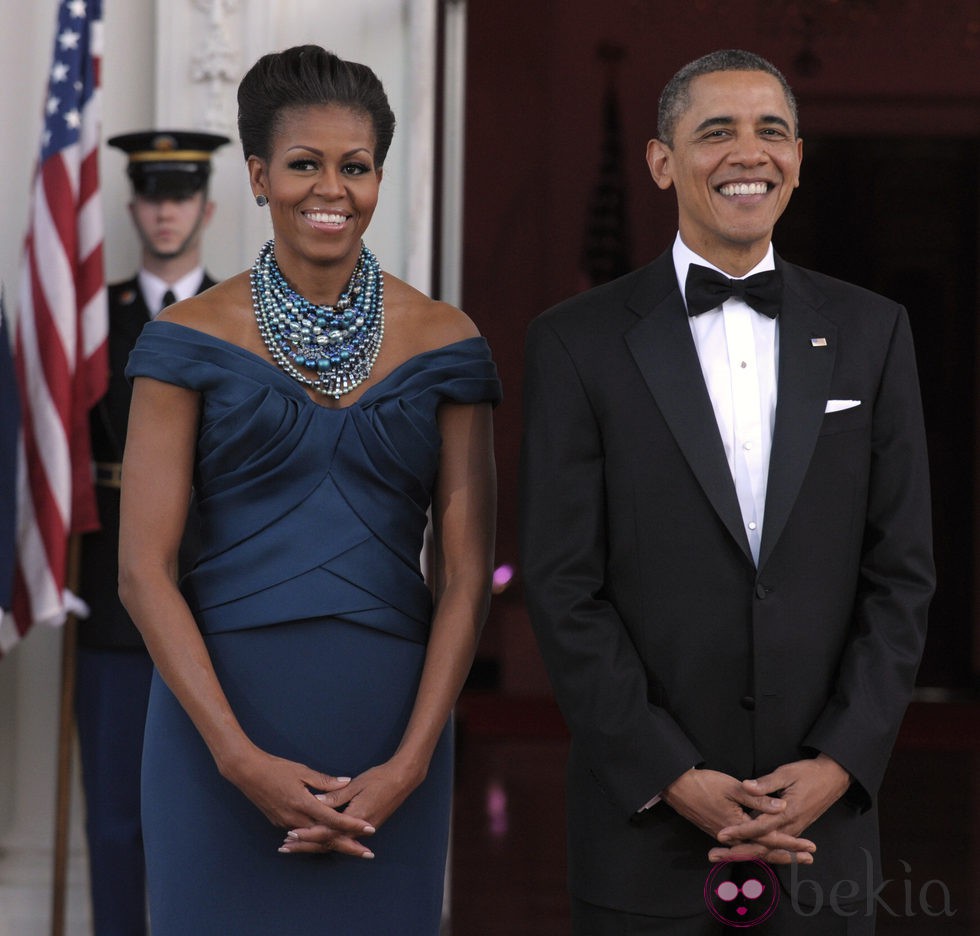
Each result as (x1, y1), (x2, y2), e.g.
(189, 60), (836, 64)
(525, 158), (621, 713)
(755, 583), (770, 599)
(740, 695), (756, 711)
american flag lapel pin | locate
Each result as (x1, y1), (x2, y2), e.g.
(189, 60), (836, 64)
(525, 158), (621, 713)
(810, 337), (828, 348)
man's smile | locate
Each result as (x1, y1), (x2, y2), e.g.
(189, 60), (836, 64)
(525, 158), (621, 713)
(718, 181), (771, 196)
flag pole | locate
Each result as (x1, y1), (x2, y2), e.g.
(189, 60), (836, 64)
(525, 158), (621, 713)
(50, 534), (81, 936)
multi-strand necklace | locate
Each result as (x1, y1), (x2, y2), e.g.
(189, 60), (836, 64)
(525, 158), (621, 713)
(250, 239), (384, 399)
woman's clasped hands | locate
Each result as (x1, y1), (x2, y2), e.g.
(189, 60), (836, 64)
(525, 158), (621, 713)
(250, 754), (426, 860)
(216, 745), (376, 859)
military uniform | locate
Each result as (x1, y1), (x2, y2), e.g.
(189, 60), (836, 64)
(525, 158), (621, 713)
(79, 274), (214, 647)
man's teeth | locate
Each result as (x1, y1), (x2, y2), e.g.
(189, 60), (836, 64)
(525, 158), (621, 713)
(306, 211), (347, 223)
(719, 182), (768, 196)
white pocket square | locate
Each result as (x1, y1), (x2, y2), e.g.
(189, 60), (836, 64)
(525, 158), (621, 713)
(825, 399), (861, 413)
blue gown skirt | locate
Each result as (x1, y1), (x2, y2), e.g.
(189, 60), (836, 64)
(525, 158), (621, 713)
(141, 617), (452, 936)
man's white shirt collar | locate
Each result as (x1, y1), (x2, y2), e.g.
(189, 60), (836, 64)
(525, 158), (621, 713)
(138, 267), (205, 319)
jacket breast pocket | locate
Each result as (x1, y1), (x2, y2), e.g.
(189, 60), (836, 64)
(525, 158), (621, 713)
(819, 405), (869, 436)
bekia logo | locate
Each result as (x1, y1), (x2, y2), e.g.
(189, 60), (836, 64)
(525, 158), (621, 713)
(704, 859), (779, 927)
(703, 850), (957, 926)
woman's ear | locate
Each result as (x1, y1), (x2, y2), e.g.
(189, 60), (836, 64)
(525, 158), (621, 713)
(247, 155), (267, 200)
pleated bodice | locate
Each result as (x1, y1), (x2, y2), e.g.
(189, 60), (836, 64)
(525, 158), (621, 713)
(126, 321), (501, 643)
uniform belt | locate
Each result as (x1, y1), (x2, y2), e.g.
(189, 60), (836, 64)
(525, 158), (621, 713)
(94, 461), (123, 489)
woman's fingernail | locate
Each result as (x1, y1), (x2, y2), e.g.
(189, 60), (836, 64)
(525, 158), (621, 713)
(361, 850), (375, 859)
(336, 777), (352, 783)
(363, 825), (376, 834)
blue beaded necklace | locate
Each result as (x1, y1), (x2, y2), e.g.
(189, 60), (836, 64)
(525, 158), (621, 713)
(250, 239), (385, 399)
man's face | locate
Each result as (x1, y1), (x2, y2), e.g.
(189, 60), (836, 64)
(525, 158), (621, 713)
(129, 190), (212, 261)
(646, 70), (802, 274)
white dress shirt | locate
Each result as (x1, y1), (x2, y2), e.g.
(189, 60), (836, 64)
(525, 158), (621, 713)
(138, 266), (205, 319)
(672, 234), (779, 566)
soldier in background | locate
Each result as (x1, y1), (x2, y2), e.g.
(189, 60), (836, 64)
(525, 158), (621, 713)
(76, 129), (228, 936)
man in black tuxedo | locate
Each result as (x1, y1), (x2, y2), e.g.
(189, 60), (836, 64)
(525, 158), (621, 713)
(76, 129), (227, 936)
(521, 50), (933, 934)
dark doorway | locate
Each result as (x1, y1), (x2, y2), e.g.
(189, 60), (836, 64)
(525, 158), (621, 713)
(777, 137), (980, 689)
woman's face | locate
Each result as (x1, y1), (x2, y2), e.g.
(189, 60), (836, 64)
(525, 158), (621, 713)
(248, 104), (381, 283)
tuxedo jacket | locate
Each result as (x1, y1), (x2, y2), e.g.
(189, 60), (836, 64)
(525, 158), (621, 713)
(78, 273), (215, 649)
(519, 249), (934, 916)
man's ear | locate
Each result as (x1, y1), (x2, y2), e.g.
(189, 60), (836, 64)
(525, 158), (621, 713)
(646, 139), (674, 191)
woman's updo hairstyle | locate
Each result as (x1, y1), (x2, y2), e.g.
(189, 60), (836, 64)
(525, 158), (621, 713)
(238, 45), (396, 167)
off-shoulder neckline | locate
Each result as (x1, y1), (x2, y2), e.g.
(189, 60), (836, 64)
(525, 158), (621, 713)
(139, 319), (490, 412)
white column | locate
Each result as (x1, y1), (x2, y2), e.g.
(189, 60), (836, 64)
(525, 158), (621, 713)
(440, 0), (468, 306)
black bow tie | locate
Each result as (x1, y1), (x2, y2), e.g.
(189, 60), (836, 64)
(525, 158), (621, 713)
(685, 264), (782, 319)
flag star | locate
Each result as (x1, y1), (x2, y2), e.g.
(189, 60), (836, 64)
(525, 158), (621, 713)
(46, 95), (61, 115)
(64, 109), (81, 129)
(43, 129), (52, 148)
(67, 0), (87, 17)
(58, 29), (80, 50)
(51, 61), (70, 83)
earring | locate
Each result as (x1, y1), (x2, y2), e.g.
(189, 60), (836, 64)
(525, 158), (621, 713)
(255, 194), (268, 207)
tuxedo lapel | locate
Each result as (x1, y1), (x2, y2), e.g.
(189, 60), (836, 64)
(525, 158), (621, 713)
(624, 266), (752, 562)
(758, 262), (837, 569)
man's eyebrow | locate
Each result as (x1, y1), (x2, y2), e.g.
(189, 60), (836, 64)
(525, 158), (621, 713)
(692, 114), (792, 134)
(759, 114), (792, 131)
(693, 116), (733, 134)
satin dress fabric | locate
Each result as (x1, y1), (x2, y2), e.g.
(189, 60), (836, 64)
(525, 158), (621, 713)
(126, 321), (501, 935)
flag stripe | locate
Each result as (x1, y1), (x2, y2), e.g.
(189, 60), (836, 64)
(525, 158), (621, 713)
(26, 237), (75, 460)
(43, 155), (80, 265)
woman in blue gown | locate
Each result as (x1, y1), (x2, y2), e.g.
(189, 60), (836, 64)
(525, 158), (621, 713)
(118, 46), (500, 935)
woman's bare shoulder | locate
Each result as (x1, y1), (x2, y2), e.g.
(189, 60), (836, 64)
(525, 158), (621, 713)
(156, 272), (259, 348)
(384, 274), (480, 351)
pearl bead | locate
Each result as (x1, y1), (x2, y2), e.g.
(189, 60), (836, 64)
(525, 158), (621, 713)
(248, 239), (385, 399)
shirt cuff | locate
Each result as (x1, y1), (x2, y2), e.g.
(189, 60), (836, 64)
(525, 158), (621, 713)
(639, 792), (662, 811)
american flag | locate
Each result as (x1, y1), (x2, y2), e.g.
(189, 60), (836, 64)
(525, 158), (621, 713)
(0, 0), (108, 657)
(580, 82), (631, 288)
(580, 43), (631, 290)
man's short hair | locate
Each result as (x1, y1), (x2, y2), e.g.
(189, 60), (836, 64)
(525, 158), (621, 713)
(657, 50), (799, 148)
